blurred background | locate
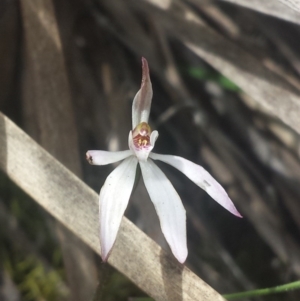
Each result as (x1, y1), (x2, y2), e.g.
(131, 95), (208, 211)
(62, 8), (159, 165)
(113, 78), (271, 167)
(1, 0), (300, 300)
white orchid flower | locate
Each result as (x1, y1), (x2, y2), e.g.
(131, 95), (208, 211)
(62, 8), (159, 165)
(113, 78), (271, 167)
(86, 58), (242, 264)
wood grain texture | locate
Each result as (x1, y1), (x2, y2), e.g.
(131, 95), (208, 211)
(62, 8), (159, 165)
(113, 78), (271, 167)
(0, 112), (225, 301)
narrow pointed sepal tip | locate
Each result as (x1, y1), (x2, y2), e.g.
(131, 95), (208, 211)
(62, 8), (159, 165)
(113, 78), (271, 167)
(101, 247), (111, 263)
(231, 206), (243, 218)
(141, 57), (150, 83)
(86, 151), (93, 165)
(141, 57), (148, 68)
(172, 243), (188, 264)
(101, 254), (109, 263)
(176, 252), (188, 264)
(235, 211), (243, 218)
(231, 205), (243, 218)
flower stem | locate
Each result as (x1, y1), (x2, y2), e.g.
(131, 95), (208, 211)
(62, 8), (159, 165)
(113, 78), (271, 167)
(223, 280), (300, 300)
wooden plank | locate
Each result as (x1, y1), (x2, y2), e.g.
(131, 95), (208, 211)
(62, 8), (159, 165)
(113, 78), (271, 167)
(0, 112), (225, 301)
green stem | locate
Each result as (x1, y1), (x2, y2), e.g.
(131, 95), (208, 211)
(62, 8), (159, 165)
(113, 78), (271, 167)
(223, 280), (300, 300)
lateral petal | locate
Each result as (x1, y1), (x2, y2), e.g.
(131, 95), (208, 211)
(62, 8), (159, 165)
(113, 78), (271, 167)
(86, 150), (132, 165)
(140, 159), (187, 263)
(150, 153), (242, 217)
(99, 156), (138, 261)
(132, 58), (153, 129)
(150, 130), (159, 146)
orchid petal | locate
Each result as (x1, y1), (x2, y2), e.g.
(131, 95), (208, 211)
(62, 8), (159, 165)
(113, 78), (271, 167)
(128, 131), (134, 152)
(86, 150), (132, 165)
(132, 58), (153, 129)
(150, 153), (242, 217)
(139, 159), (187, 263)
(99, 156), (138, 261)
(150, 130), (159, 146)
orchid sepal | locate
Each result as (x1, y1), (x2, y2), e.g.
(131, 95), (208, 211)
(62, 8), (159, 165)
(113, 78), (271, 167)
(132, 58), (153, 129)
(86, 150), (132, 165)
(99, 156), (138, 261)
(149, 152), (242, 218)
(140, 159), (187, 263)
